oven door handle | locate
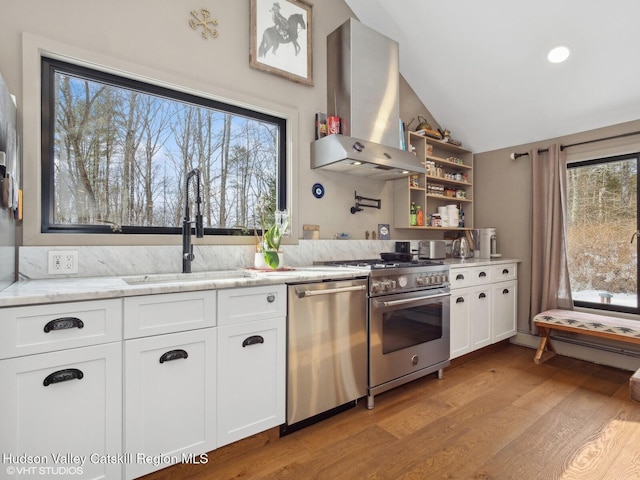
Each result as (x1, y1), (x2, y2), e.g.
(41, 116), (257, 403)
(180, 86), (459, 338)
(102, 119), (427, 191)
(375, 292), (450, 307)
(295, 285), (366, 298)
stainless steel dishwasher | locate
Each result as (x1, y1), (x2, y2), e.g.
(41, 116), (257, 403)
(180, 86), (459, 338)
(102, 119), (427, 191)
(282, 277), (368, 433)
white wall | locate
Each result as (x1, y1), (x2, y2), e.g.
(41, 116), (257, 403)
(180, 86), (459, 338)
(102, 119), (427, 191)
(0, 0), (439, 249)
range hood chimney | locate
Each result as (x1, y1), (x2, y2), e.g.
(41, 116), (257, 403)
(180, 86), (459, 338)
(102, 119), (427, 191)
(311, 18), (423, 180)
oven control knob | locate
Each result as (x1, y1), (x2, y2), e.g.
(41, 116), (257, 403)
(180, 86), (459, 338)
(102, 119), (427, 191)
(381, 280), (396, 291)
(371, 281), (381, 293)
(397, 276), (408, 288)
(411, 355), (419, 366)
(416, 275), (425, 286)
(428, 275), (436, 285)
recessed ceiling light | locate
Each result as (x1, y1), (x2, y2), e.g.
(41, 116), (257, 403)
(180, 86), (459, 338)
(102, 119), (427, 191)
(547, 45), (571, 63)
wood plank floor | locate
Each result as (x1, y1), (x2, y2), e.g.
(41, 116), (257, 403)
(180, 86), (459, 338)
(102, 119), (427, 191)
(141, 344), (640, 480)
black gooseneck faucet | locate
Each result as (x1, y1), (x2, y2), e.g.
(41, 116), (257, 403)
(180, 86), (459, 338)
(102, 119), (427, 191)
(182, 168), (204, 273)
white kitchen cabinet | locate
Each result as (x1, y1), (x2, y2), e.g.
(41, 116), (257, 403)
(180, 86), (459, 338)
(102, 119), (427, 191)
(0, 342), (123, 480)
(491, 263), (517, 283)
(217, 284), (286, 326)
(493, 279), (518, 342)
(216, 285), (286, 447)
(123, 290), (216, 339)
(123, 292), (217, 479)
(449, 263), (518, 359)
(449, 268), (474, 289)
(124, 328), (216, 480)
(470, 285), (492, 350)
(0, 298), (122, 360)
(450, 287), (472, 358)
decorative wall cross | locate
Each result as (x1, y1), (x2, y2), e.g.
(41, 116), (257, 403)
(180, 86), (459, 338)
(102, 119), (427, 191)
(189, 9), (219, 39)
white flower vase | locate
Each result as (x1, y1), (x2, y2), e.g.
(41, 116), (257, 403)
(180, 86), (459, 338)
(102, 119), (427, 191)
(254, 251), (284, 270)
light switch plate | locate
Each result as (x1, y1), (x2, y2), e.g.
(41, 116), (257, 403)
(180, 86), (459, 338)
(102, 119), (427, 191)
(48, 250), (78, 275)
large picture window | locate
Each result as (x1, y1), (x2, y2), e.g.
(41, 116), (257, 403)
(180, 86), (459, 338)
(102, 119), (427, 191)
(41, 57), (287, 235)
(566, 153), (639, 314)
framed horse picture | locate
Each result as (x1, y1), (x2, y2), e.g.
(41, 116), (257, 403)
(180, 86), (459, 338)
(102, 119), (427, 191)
(250, 0), (313, 86)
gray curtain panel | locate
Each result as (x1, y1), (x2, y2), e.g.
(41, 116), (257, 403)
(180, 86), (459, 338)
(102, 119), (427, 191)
(529, 144), (574, 332)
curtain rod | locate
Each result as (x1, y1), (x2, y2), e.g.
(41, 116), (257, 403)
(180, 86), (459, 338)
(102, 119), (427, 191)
(560, 130), (640, 151)
(511, 130), (640, 158)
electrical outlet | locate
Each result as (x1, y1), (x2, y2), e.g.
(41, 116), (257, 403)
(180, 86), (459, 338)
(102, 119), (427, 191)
(48, 250), (79, 275)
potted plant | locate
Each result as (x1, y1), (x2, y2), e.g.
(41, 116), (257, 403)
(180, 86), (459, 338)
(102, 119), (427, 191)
(255, 205), (289, 270)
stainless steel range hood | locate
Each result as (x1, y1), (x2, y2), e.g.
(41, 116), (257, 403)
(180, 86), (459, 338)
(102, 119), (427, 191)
(311, 18), (423, 179)
(311, 134), (423, 180)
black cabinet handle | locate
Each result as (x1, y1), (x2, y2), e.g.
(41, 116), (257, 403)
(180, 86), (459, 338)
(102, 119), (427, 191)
(456, 274), (465, 280)
(43, 368), (84, 386)
(479, 272), (487, 278)
(44, 317), (84, 333)
(266, 294), (276, 303)
(502, 268), (510, 275)
(243, 335), (265, 347)
(159, 349), (189, 364)
(479, 292), (487, 299)
(456, 297), (465, 304)
(503, 289), (510, 295)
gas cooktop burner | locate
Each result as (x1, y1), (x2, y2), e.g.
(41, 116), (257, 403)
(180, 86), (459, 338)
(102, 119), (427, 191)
(324, 259), (443, 269)
(323, 258), (450, 295)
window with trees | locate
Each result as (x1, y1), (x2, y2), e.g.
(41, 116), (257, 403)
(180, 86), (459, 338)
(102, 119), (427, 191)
(566, 153), (638, 314)
(41, 57), (286, 235)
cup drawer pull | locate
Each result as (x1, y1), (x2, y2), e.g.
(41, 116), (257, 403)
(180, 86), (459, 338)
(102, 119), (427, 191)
(44, 317), (84, 333)
(159, 349), (189, 364)
(43, 368), (84, 386)
(243, 335), (265, 347)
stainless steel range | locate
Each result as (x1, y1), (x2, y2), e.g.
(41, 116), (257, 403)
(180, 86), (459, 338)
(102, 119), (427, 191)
(323, 259), (451, 408)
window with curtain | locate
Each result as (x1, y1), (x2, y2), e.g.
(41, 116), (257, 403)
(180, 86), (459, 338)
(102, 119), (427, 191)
(566, 153), (639, 314)
(41, 57), (287, 235)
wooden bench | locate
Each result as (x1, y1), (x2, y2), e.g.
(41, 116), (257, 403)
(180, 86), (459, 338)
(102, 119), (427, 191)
(533, 309), (640, 401)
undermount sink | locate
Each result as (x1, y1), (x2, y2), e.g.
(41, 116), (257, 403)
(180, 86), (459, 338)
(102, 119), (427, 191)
(123, 270), (254, 285)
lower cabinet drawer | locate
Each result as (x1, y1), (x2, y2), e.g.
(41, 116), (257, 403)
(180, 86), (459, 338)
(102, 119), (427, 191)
(217, 284), (286, 325)
(124, 290), (216, 339)
(124, 328), (216, 480)
(491, 263), (518, 282)
(449, 268), (473, 289)
(0, 342), (123, 480)
(0, 299), (123, 360)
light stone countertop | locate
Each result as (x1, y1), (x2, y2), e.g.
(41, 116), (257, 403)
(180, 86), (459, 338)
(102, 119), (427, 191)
(0, 266), (369, 308)
(0, 258), (521, 308)
(444, 257), (520, 268)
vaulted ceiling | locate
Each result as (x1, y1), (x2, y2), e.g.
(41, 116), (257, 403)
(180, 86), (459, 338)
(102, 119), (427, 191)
(344, 0), (640, 153)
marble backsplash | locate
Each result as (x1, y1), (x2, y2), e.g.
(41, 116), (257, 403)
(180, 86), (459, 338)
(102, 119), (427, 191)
(18, 239), (420, 279)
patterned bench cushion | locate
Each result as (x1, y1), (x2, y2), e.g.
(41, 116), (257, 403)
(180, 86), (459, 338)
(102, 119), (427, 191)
(534, 309), (640, 341)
